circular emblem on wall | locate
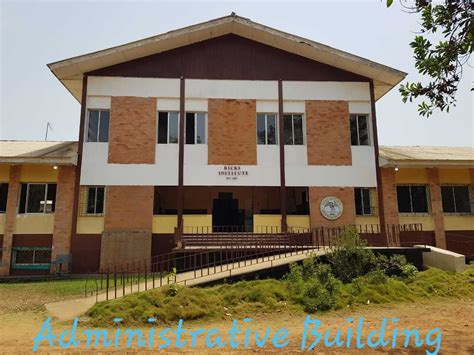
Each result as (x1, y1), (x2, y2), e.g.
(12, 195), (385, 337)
(320, 196), (343, 220)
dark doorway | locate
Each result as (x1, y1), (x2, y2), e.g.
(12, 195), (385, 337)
(212, 192), (244, 231)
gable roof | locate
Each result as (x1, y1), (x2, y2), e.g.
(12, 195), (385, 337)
(48, 14), (406, 102)
(0, 141), (78, 165)
(379, 146), (474, 167)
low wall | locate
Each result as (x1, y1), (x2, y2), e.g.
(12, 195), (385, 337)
(415, 245), (466, 273)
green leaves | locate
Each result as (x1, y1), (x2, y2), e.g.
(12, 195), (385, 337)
(389, 0), (472, 117)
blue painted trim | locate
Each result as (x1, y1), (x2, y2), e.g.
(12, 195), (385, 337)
(12, 264), (50, 270)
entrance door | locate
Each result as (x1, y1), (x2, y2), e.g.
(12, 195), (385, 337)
(212, 192), (242, 231)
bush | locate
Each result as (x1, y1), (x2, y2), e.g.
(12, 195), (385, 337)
(326, 228), (378, 283)
(286, 258), (341, 313)
(377, 254), (418, 279)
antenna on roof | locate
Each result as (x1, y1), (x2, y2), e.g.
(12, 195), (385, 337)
(45, 122), (53, 141)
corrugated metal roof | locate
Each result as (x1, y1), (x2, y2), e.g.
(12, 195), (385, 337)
(0, 141), (472, 167)
(0, 141), (77, 165)
(379, 146), (474, 167)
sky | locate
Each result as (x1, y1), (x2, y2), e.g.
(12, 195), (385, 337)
(0, 0), (472, 147)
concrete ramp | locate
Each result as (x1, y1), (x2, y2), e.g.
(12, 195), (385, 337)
(46, 247), (328, 320)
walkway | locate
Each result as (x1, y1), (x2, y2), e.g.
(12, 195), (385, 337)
(45, 247), (328, 320)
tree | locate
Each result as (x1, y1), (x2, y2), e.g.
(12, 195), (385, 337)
(387, 0), (473, 117)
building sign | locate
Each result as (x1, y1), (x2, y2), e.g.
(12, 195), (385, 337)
(218, 166), (249, 180)
(320, 196), (343, 220)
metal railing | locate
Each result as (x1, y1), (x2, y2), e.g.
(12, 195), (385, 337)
(85, 241), (324, 302)
(84, 223), (430, 302)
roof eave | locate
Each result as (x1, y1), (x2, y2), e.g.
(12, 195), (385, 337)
(380, 159), (474, 168)
(48, 14), (406, 103)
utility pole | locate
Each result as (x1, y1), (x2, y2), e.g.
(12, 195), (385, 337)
(45, 122), (53, 141)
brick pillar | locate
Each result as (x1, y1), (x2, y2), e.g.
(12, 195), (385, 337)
(0, 165), (21, 276)
(380, 167), (399, 226)
(427, 168), (446, 249)
(51, 165), (77, 272)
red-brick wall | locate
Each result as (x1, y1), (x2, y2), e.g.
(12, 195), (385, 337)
(308, 187), (355, 227)
(108, 96), (157, 164)
(0, 165), (21, 276)
(427, 168), (446, 248)
(104, 186), (154, 231)
(208, 99), (257, 165)
(305, 100), (351, 165)
(380, 168), (399, 226)
(51, 166), (76, 267)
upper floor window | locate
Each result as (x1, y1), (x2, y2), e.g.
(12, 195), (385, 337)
(284, 114), (304, 145)
(354, 187), (374, 216)
(350, 114), (369, 146)
(441, 185), (471, 214)
(186, 112), (206, 144)
(158, 112), (179, 144)
(397, 185), (429, 214)
(87, 109), (109, 142)
(82, 186), (105, 215)
(0, 183), (8, 213)
(18, 183), (57, 214)
(257, 113), (277, 145)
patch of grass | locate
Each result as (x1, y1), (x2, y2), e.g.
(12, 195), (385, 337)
(0, 278), (96, 313)
(86, 267), (474, 326)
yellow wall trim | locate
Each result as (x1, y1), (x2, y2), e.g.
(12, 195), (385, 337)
(20, 165), (58, 182)
(0, 165), (10, 182)
(444, 215), (474, 231)
(15, 214), (55, 234)
(399, 215), (435, 231)
(287, 215), (310, 231)
(355, 215), (380, 226)
(0, 214), (5, 234)
(153, 215), (178, 234)
(77, 216), (104, 234)
(254, 214), (281, 233)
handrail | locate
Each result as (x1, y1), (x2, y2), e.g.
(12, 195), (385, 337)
(84, 223), (428, 298)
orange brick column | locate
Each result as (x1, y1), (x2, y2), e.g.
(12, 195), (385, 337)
(0, 165), (21, 276)
(308, 187), (355, 228)
(380, 167), (399, 226)
(427, 168), (446, 249)
(51, 165), (76, 272)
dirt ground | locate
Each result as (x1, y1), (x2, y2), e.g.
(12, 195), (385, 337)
(0, 299), (473, 354)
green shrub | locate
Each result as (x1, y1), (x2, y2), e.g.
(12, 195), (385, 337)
(326, 228), (378, 283)
(377, 254), (418, 279)
(285, 258), (341, 313)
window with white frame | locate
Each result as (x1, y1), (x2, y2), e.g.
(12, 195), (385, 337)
(158, 112), (179, 144)
(397, 185), (430, 214)
(350, 114), (369, 146)
(354, 187), (374, 215)
(87, 110), (110, 142)
(257, 113), (278, 145)
(18, 183), (57, 214)
(441, 185), (472, 214)
(185, 112), (206, 144)
(84, 186), (105, 215)
(284, 114), (304, 145)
